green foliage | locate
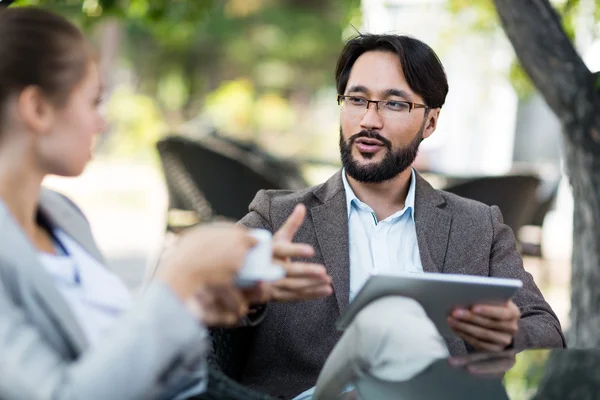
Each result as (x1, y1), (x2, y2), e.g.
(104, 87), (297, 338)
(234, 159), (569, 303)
(504, 350), (551, 400)
(14, 0), (359, 114)
(9, 0), (361, 159)
(13, 0), (215, 30)
(447, 0), (500, 34)
(509, 60), (535, 99)
(447, 0), (600, 99)
(103, 86), (167, 159)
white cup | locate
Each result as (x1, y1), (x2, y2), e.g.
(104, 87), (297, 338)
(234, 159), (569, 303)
(237, 229), (285, 287)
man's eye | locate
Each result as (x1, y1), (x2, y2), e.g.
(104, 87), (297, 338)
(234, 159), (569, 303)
(348, 97), (368, 106)
(385, 101), (408, 111)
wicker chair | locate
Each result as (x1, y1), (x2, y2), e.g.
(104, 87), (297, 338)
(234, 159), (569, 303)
(443, 175), (541, 236)
(188, 365), (275, 400)
(156, 134), (307, 231)
(155, 134), (301, 399)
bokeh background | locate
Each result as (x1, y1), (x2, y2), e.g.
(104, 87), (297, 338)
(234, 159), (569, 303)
(12, 0), (600, 346)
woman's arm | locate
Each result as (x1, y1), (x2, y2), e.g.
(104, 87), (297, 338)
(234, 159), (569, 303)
(0, 279), (207, 400)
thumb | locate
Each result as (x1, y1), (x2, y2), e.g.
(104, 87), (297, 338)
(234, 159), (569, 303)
(274, 204), (306, 242)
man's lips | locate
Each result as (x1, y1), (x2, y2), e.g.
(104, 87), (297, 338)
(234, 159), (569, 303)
(354, 137), (385, 153)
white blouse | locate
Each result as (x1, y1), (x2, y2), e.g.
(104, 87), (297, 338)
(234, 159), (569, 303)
(38, 228), (132, 347)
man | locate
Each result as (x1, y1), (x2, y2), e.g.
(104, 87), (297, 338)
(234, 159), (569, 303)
(234, 33), (565, 399)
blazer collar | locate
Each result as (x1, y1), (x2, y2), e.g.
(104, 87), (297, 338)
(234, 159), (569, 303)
(413, 173), (451, 274)
(314, 170), (345, 204)
(38, 189), (104, 264)
(316, 170), (439, 209)
(312, 171), (350, 314)
(311, 170), (452, 315)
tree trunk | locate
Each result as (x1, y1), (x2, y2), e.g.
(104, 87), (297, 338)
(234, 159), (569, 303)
(492, 0), (600, 347)
(563, 124), (600, 346)
(532, 349), (600, 398)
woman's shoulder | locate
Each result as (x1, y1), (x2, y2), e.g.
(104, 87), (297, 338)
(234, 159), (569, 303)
(40, 188), (87, 219)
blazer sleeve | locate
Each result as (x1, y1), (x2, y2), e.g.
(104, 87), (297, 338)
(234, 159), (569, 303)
(0, 279), (209, 400)
(238, 190), (273, 232)
(488, 205), (566, 349)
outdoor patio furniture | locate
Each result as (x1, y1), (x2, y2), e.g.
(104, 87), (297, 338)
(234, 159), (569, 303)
(190, 364), (275, 400)
(443, 175), (542, 237)
(156, 134), (307, 232)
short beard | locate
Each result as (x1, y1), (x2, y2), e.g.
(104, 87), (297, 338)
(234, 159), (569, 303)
(339, 127), (423, 183)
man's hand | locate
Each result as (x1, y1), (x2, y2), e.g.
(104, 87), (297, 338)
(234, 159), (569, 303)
(253, 204), (333, 303)
(447, 300), (520, 352)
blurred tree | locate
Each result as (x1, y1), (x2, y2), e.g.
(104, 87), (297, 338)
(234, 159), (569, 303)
(493, 0), (600, 349)
(13, 0), (360, 159)
(452, 0), (600, 347)
(17, 0), (358, 115)
(449, 0), (599, 98)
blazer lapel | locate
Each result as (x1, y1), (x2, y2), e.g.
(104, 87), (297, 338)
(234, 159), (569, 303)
(311, 171), (350, 315)
(39, 189), (105, 264)
(414, 173), (452, 273)
(0, 199), (89, 354)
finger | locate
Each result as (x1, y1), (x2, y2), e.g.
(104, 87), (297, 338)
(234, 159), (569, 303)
(214, 286), (249, 317)
(448, 317), (513, 349)
(273, 241), (314, 259)
(241, 230), (259, 249)
(271, 284), (333, 301)
(451, 309), (518, 335)
(280, 262), (330, 279)
(197, 295), (238, 327)
(453, 329), (506, 352)
(274, 277), (332, 291)
(470, 302), (520, 321)
(194, 287), (218, 310)
(207, 311), (240, 328)
(273, 204), (306, 242)
(242, 284), (270, 304)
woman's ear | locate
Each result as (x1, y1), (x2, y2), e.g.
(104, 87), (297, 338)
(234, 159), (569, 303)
(18, 86), (55, 136)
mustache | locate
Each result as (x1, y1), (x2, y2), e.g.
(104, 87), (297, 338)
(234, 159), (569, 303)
(348, 130), (392, 149)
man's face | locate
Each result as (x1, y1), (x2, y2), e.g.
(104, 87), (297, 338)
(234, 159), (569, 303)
(339, 50), (437, 183)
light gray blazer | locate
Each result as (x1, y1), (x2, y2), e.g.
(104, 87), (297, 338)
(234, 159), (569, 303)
(0, 189), (206, 400)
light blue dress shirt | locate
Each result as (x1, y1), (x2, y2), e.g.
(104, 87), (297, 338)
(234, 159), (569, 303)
(344, 168), (423, 301)
(293, 169), (424, 400)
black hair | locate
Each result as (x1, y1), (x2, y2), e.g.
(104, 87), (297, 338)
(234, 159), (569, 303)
(335, 34), (448, 108)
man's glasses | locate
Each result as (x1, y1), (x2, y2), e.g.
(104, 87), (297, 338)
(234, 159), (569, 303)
(337, 95), (429, 118)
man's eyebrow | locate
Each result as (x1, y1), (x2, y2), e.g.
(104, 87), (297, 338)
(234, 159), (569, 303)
(345, 85), (369, 95)
(345, 86), (413, 101)
(384, 88), (412, 100)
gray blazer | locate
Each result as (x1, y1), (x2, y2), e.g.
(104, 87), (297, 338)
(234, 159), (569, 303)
(237, 170), (566, 399)
(0, 189), (207, 400)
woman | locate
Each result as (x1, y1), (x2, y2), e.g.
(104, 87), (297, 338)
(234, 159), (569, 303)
(0, 7), (331, 400)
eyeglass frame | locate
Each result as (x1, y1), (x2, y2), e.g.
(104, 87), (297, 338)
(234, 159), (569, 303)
(337, 94), (429, 114)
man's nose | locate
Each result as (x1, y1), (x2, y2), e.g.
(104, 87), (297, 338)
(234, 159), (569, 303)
(360, 102), (384, 131)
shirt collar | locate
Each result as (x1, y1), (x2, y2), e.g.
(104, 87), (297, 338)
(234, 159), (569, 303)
(342, 168), (417, 222)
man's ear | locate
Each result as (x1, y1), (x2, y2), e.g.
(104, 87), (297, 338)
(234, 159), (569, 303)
(18, 86), (55, 135)
(422, 108), (440, 140)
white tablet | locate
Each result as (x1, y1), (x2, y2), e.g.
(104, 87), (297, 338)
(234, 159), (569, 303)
(336, 273), (522, 337)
